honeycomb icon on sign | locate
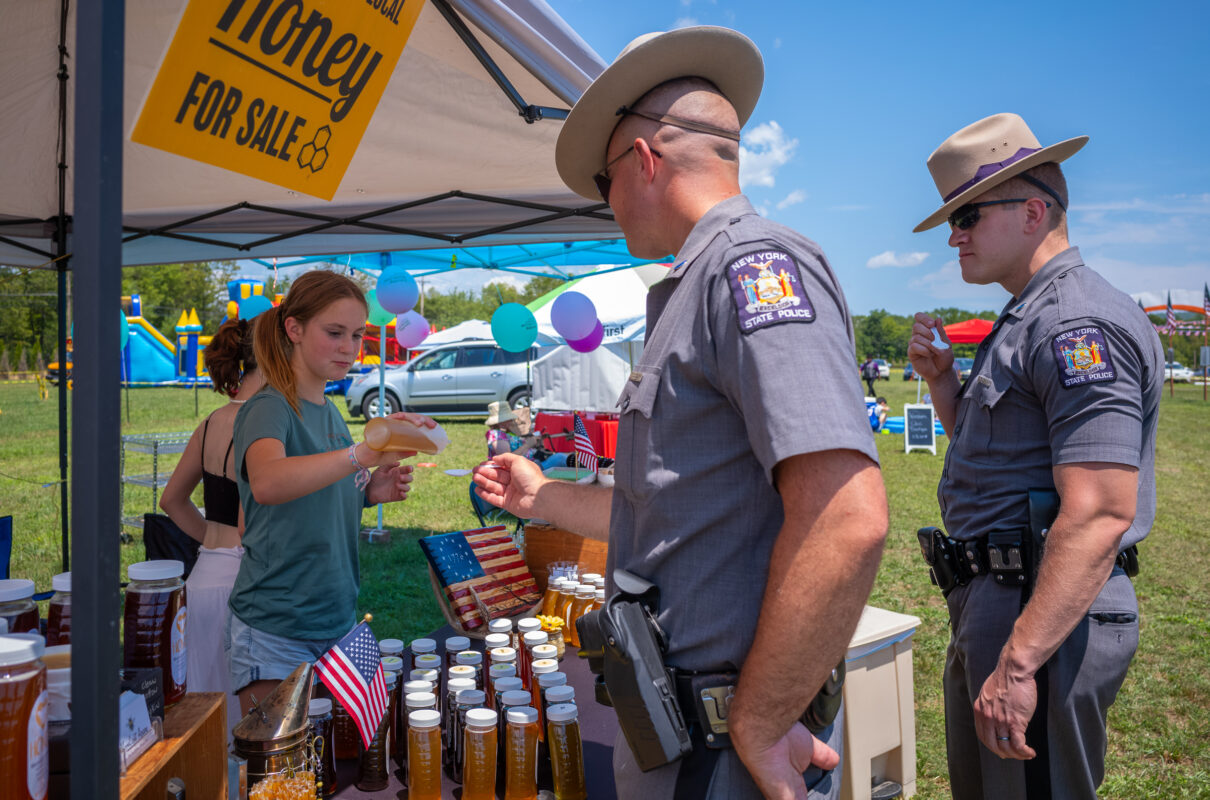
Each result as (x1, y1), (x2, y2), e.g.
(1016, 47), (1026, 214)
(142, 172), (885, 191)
(297, 125), (331, 173)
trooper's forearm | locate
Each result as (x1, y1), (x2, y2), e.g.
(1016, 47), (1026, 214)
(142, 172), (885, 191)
(926, 369), (962, 435)
(532, 481), (613, 542)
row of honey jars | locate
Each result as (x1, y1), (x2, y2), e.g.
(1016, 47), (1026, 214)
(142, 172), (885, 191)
(0, 573), (73, 646)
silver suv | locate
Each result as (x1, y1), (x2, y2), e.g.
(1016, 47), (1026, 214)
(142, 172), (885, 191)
(346, 341), (536, 417)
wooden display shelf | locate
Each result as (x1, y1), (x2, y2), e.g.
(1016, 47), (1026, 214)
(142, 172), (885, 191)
(120, 692), (227, 800)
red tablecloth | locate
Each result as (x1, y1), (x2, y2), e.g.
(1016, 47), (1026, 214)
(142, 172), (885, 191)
(534, 412), (619, 459)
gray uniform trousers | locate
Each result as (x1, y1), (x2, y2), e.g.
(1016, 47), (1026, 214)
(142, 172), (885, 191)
(944, 568), (1138, 799)
(612, 705), (844, 799)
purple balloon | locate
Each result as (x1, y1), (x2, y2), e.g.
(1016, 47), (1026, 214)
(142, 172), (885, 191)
(377, 267), (420, 315)
(567, 319), (604, 353)
(550, 291), (597, 341)
(394, 310), (429, 349)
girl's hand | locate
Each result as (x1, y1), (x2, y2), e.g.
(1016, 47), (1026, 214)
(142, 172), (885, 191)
(366, 464), (415, 504)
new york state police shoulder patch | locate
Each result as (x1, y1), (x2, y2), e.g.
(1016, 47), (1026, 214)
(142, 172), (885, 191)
(1051, 326), (1116, 388)
(727, 249), (815, 334)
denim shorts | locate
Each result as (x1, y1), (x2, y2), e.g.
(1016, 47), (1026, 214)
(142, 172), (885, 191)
(225, 612), (347, 692)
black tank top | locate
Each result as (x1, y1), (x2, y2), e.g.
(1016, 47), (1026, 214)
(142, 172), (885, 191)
(200, 415), (240, 527)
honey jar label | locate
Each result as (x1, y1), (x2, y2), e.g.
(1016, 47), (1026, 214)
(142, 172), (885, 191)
(171, 606), (188, 687)
(28, 689), (48, 800)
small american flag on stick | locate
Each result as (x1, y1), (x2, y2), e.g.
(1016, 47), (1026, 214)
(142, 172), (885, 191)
(1166, 291), (1176, 333)
(574, 412), (598, 471)
(315, 620), (388, 748)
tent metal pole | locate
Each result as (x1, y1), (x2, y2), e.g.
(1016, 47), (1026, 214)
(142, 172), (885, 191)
(70, 0), (125, 795)
(55, 0), (71, 573)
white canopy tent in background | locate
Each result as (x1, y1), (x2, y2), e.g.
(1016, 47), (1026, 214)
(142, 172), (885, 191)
(528, 262), (670, 410)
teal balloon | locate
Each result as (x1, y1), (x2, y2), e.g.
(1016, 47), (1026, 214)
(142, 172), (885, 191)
(377, 267), (419, 315)
(491, 303), (538, 353)
(239, 295), (273, 320)
(120, 310), (129, 350)
(365, 290), (394, 326)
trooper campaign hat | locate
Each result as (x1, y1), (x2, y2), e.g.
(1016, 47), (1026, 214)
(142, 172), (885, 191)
(555, 26), (764, 201)
(915, 113), (1088, 232)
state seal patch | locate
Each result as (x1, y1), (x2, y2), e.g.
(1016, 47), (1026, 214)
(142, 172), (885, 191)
(727, 250), (815, 334)
(1051, 326), (1116, 388)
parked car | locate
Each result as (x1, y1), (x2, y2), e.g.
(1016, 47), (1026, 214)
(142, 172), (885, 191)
(954, 357), (975, 382)
(873, 358), (891, 380)
(903, 362), (915, 381)
(345, 341), (537, 417)
(1165, 362), (1194, 383)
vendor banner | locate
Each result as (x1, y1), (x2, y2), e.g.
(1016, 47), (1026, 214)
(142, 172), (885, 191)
(132, 0), (424, 199)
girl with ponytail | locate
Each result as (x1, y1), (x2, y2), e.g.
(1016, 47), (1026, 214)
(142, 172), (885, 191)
(227, 270), (436, 712)
(160, 315), (264, 733)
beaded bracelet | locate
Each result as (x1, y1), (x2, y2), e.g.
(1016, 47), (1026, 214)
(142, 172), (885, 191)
(347, 444), (371, 490)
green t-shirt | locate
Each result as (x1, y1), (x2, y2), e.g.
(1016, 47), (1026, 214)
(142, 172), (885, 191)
(229, 385), (363, 640)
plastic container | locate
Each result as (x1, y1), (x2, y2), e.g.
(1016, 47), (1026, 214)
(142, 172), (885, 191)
(521, 631), (549, 693)
(401, 691), (438, 770)
(333, 700), (361, 760)
(407, 709), (442, 800)
(540, 577), (566, 618)
(122, 560), (187, 706)
(546, 703), (587, 800)
(444, 636), (470, 673)
(43, 644), (70, 723)
(462, 707), (498, 800)
(565, 586), (595, 648)
(450, 689), (486, 782)
(456, 650), (485, 690)
(45, 573), (72, 646)
(504, 706), (540, 800)
(0, 579), (39, 635)
(355, 670), (394, 791)
(497, 689), (532, 780)
(410, 638), (437, 669)
(379, 638), (405, 657)
(556, 584), (577, 630)
(363, 416), (450, 454)
(484, 632), (511, 652)
(0, 635), (48, 800)
(593, 588), (605, 611)
(536, 670), (568, 744)
(308, 698), (337, 797)
(443, 678), (477, 770)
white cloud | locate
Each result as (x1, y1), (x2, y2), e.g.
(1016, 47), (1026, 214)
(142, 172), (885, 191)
(776, 190), (807, 210)
(909, 260), (1010, 307)
(672, 16), (698, 29)
(483, 274), (529, 293)
(867, 250), (930, 269)
(739, 121), (797, 189)
(773, 37), (782, 49)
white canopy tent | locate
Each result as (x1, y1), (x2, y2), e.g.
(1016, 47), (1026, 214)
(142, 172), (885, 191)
(529, 262), (670, 410)
(0, 0), (616, 268)
(3, 1), (619, 792)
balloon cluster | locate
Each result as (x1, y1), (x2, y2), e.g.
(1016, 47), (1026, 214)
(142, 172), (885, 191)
(374, 267), (428, 349)
(550, 291), (602, 353)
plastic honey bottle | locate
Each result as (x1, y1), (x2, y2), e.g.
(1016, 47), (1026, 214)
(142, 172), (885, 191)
(363, 416), (450, 454)
(504, 706), (540, 800)
(565, 585), (595, 648)
(406, 709), (442, 800)
(462, 707), (499, 800)
(546, 703), (587, 800)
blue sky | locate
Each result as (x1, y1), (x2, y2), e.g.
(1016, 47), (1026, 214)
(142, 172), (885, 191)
(246, 1), (1210, 316)
(540, 0), (1210, 315)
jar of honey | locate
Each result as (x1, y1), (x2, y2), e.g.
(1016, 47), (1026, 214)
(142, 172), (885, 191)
(401, 691), (437, 774)
(444, 636), (470, 674)
(122, 560), (187, 706)
(410, 638), (437, 670)
(45, 573), (71, 646)
(462, 707), (498, 800)
(565, 586), (595, 648)
(379, 638), (405, 658)
(555, 584), (577, 629)
(450, 688), (486, 783)
(0, 635), (48, 800)
(496, 689), (532, 782)
(546, 703), (587, 800)
(355, 670), (394, 791)
(456, 650), (485, 691)
(504, 706), (539, 800)
(407, 709), (442, 800)
(488, 618), (514, 651)
(520, 631), (548, 693)
(540, 577), (566, 618)
(0, 580), (40, 635)
(307, 698), (337, 797)
(332, 701), (361, 760)
(443, 678), (476, 770)
(484, 632), (511, 653)
(536, 670), (567, 746)
(593, 589), (605, 612)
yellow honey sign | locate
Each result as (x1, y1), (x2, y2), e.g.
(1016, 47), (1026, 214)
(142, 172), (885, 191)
(132, 0), (424, 200)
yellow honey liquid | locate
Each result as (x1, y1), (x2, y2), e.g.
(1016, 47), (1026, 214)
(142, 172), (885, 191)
(565, 595), (594, 648)
(556, 589), (576, 629)
(504, 720), (539, 800)
(462, 725), (498, 800)
(540, 582), (562, 617)
(363, 416), (448, 454)
(548, 719), (587, 800)
(407, 726), (442, 800)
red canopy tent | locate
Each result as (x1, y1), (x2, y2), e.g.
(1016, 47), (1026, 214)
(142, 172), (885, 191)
(944, 318), (994, 343)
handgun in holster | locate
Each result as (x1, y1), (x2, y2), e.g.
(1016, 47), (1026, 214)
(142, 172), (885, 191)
(917, 526), (962, 596)
(575, 570), (693, 772)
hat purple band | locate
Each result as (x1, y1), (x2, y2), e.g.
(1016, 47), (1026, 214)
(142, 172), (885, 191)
(943, 146), (1041, 202)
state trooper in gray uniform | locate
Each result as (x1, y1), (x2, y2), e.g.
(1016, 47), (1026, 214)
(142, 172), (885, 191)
(472, 27), (887, 800)
(908, 113), (1163, 799)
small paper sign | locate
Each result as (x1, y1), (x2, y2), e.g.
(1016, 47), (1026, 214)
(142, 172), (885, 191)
(118, 690), (160, 771)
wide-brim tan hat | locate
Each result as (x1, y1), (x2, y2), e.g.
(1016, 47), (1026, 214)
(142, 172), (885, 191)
(556, 26), (764, 201)
(485, 401), (517, 428)
(914, 113), (1088, 232)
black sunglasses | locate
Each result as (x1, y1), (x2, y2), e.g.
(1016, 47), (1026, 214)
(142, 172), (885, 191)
(948, 198), (1051, 230)
(593, 144), (662, 203)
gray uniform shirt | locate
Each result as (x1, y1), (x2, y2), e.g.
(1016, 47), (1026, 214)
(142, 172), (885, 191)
(939, 246), (1162, 547)
(608, 195), (878, 673)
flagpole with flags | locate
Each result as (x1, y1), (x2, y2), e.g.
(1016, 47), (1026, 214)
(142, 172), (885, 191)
(1166, 291), (1176, 398)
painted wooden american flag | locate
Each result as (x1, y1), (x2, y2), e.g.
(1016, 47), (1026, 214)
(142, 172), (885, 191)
(419, 525), (541, 631)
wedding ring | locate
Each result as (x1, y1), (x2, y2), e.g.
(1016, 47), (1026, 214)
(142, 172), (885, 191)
(997, 736), (1011, 741)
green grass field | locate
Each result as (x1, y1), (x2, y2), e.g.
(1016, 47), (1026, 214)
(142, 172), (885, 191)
(1, 376), (1207, 797)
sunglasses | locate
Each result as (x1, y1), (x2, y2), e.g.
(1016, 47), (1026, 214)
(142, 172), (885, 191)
(948, 198), (1051, 230)
(593, 144), (662, 203)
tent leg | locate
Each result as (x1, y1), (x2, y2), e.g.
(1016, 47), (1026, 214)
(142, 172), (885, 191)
(70, 0), (125, 796)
